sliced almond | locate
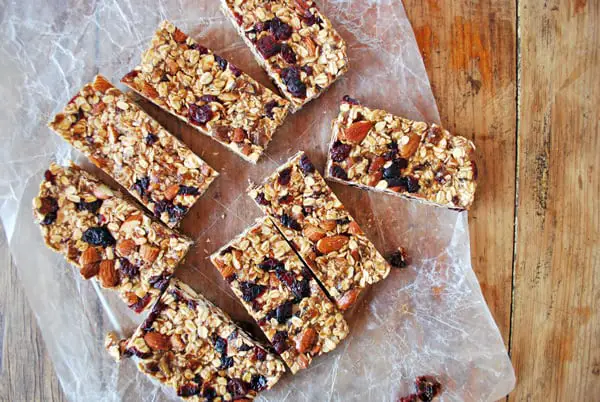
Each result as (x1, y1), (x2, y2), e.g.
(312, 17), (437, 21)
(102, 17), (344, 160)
(80, 247), (100, 265)
(99, 260), (119, 288)
(316, 235), (349, 254)
(140, 244), (160, 263)
(348, 221), (363, 236)
(304, 224), (326, 242)
(342, 121), (373, 144)
(164, 184), (180, 201)
(116, 239), (136, 257)
(337, 288), (361, 310)
(80, 262), (100, 279)
(295, 327), (318, 353)
(399, 132), (421, 158)
(144, 332), (170, 350)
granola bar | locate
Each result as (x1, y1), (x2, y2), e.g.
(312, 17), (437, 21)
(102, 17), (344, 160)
(121, 21), (290, 163)
(221, 0), (349, 112)
(211, 217), (349, 373)
(248, 152), (390, 310)
(125, 278), (286, 400)
(325, 98), (478, 210)
(48, 75), (217, 228)
(33, 163), (192, 313)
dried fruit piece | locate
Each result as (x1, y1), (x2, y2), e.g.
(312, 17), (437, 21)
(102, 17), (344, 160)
(144, 332), (170, 350)
(281, 67), (306, 98)
(280, 44), (297, 64)
(330, 141), (352, 162)
(188, 104), (213, 125)
(177, 383), (201, 397)
(298, 154), (315, 174)
(389, 247), (408, 268)
(337, 288), (360, 310)
(316, 235), (349, 253)
(99, 260), (119, 288)
(330, 164), (348, 180)
(271, 330), (289, 354)
(256, 34), (280, 58)
(295, 327), (317, 353)
(82, 227), (116, 247)
(415, 375), (442, 401)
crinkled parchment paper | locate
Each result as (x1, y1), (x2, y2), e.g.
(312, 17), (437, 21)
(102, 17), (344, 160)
(0, 0), (515, 400)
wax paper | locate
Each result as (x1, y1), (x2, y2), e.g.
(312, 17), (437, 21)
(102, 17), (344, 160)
(0, 0), (515, 400)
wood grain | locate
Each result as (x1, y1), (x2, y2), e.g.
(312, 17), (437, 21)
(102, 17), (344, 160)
(404, 0), (517, 343)
(510, 0), (600, 399)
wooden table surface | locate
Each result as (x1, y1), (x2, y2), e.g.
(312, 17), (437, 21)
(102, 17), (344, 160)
(1, 0), (598, 400)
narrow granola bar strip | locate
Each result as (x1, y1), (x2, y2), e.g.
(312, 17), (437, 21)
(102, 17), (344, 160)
(122, 21), (290, 163)
(48, 75), (217, 228)
(248, 152), (390, 310)
(33, 163), (192, 313)
(326, 98), (478, 210)
(211, 217), (349, 373)
(125, 278), (286, 400)
(221, 0), (349, 112)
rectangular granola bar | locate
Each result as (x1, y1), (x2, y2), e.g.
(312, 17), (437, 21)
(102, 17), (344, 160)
(221, 0), (349, 112)
(248, 151), (390, 310)
(121, 21), (290, 163)
(48, 75), (218, 228)
(211, 217), (349, 373)
(33, 163), (192, 313)
(325, 98), (478, 210)
(124, 278), (286, 400)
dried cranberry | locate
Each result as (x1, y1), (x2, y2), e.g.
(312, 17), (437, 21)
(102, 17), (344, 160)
(240, 281), (266, 302)
(227, 378), (249, 399)
(148, 273), (170, 290)
(119, 258), (139, 278)
(274, 301), (293, 323)
(303, 12), (321, 26)
(291, 278), (311, 301)
(168, 204), (187, 222)
(41, 212), (57, 225)
(277, 167), (292, 185)
(229, 63), (242, 77)
(177, 383), (201, 397)
(280, 214), (301, 231)
(342, 95), (360, 105)
(141, 303), (163, 331)
(415, 376), (442, 401)
(330, 141), (352, 162)
(399, 395), (418, 402)
(44, 170), (55, 183)
(190, 43), (208, 54)
(280, 44), (297, 64)
(214, 55), (228, 70)
(82, 227), (115, 247)
(281, 67), (306, 98)
(264, 100), (279, 119)
(256, 34), (280, 58)
(330, 164), (348, 180)
(220, 355), (234, 369)
(269, 17), (292, 40)
(132, 176), (150, 198)
(126, 347), (152, 359)
(258, 257), (284, 271)
(383, 159), (408, 179)
(188, 104), (213, 125)
(178, 185), (199, 196)
(200, 95), (219, 103)
(271, 331), (289, 354)
(250, 374), (268, 392)
(76, 199), (103, 214)
(130, 294), (152, 313)
(203, 387), (217, 400)
(299, 154), (315, 174)
(275, 266), (294, 287)
(389, 250), (407, 268)
(145, 133), (158, 145)
(39, 196), (59, 215)
(254, 346), (267, 361)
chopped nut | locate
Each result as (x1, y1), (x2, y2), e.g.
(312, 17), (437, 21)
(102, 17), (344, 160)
(80, 247), (100, 265)
(144, 332), (170, 351)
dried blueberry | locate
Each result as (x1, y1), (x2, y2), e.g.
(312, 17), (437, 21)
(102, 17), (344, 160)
(41, 212), (57, 225)
(188, 104), (213, 125)
(383, 159), (408, 179)
(271, 331), (289, 354)
(82, 227), (115, 247)
(299, 154), (315, 174)
(256, 34), (281, 58)
(200, 94), (219, 103)
(254, 346), (267, 361)
(178, 185), (200, 196)
(227, 378), (249, 399)
(258, 257), (284, 271)
(250, 374), (268, 392)
(76, 199), (103, 214)
(274, 301), (293, 323)
(220, 355), (234, 369)
(177, 383), (201, 397)
(342, 95), (360, 105)
(415, 376), (442, 401)
(281, 67), (306, 98)
(240, 281), (266, 302)
(229, 63), (242, 77)
(330, 164), (348, 180)
(330, 140), (352, 162)
(264, 100), (279, 119)
(269, 17), (292, 40)
(280, 43), (297, 64)
(238, 342), (252, 352)
(280, 213), (301, 231)
(145, 133), (158, 145)
(132, 176), (150, 198)
(203, 387), (217, 401)
(120, 258), (139, 278)
(278, 167), (292, 185)
(291, 278), (311, 301)
(214, 54), (228, 70)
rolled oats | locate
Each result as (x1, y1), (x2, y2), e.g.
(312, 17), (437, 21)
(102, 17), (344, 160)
(124, 278), (286, 400)
(33, 163), (192, 313)
(122, 21), (290, 164)
(325, 98), (478, 210)
(248, 152), (390, 311)
(211, 217), (349, 374)
(48, 75), (218, 228)
(221, 0), (349, 112)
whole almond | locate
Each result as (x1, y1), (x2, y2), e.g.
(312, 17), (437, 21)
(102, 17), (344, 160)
(348, 221), (363, 235)
(219, 262), (236, 281)
(319, 220), (337, 231)
(144, 332), (170, 351)
(368, 156), (386, 174)
(99, 260), (119, 288)
(316, 235), (349, 254)
(164, 184), (180, 201)
(116, 239), (136, 257)
(80, 262), (100, 279)
(304, 224), (326, 242)
(232, 128), (246, 143)
(399, 132), (421, 158)
(342, 121), (373, 144)
(140, 244), (160, 263)
(92, 76), (112, 93)
(295, 327), (318, 353)
(142, 82), (158, 99)
(367, 171), (383, 186)
(337, 288), (361, 310)
(80, 247), (101, 266)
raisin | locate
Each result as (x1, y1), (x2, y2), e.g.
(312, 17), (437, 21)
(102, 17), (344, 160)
(384, 140), (399, 160)
(342, 95), (360, 105)
(278, 167), (292, 185)
(406, 176), (420, 193)
(264, 100), (279, 119)
(258, 257), (284, 271)
(132, 177), (150, 198)
(76, 199), (103, 214)
(415, 376), (442, 401)
(44, 170), (56, 183)
(154, 200), (187, 222)
(203, 387), (217, 401)
(82, 227), (115, 247)
(280, 213), (301, 230)
(330, 141), (352, 162)
(254, 346), (267, 361)
(220, 355), (234, 369)
(227, 378), (249, 399)
(280, 43), (297, 64)
(281, 67), (306, 98)
(177, 383), (201, 397)
(214, 55), (228, 70)
(298, 154), (315, 174)
(256, 34), (280, 58)
(269, 17), (292, 40)
(178, 185), (200, 196)
(389, 250), (407, 268)
(291, 278), (311, 301)
(200, 94), (219, 103)
(41, 212), (57, 225)
(271, 331), (289, 354)
(190, 43), (208, 54)
(119, 258), (139, 278)
(148, 273), (170, 290)
(193, 373), (203, 384)
(383, 159), (408, 179)
(330, 164), (348, 180)
(240, 281), (266, 302)
(188, 104), (213, 125)
(229, 63), (242, 77)
(145, 133), (158, 145)
(250, 374), (268, 392)
(274, 301), (293, 323)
